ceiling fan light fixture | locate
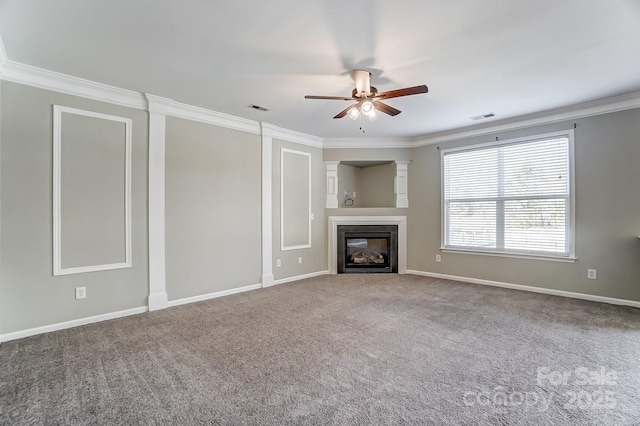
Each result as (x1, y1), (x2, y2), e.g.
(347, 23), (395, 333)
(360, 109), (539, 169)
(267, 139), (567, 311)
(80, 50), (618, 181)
(348, 107), (360, 120)
(367, 109), (379, 121)
(361, 100), (374, 116)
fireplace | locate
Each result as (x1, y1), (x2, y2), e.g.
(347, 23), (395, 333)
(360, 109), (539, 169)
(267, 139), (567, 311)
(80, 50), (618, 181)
(337, 225), (398, 273)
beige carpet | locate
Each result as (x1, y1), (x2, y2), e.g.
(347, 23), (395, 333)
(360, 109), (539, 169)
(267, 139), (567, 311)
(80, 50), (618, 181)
(1, 274), (639, 425)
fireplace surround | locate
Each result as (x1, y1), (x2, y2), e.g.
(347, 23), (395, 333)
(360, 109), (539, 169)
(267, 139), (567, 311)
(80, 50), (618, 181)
(328, 216), (407, 274)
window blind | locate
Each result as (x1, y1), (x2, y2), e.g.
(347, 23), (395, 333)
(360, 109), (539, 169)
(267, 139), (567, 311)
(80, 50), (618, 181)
(443, 135), (571, 256)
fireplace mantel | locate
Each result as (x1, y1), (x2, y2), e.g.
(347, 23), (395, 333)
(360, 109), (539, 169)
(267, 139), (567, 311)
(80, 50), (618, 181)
(328, 216), (407, 274)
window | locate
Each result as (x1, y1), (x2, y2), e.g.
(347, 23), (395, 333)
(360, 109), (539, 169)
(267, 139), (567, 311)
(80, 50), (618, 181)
(442, 130), (574, 260)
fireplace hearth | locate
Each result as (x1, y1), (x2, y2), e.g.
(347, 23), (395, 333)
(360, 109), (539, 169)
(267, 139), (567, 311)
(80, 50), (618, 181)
(337, 225), (398, 273)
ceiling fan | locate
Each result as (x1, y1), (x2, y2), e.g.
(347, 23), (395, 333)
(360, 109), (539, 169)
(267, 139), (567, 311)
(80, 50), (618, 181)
(304, 70), (428, 120)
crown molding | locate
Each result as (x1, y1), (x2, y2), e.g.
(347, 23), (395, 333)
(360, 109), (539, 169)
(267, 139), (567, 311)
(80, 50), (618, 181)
(1, 60), (146, 109)
(0, 47), (146, 110)
(322, 137), (413, 149)
(261, 123), (323, 148)
(146, 94), (260, 134)
(2, 35), (639, 148)
(411, 90), (640, 147)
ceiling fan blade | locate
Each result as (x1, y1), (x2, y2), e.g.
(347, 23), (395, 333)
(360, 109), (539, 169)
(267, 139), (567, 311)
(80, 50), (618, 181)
(373, 101), (401, 116)
(305, 95), (355, 101)
(374, 85), (428, 100)
(334, 103), (359, 119)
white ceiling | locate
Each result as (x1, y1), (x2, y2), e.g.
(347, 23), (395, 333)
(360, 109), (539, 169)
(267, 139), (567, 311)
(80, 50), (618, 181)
(1, 0), (640, 139)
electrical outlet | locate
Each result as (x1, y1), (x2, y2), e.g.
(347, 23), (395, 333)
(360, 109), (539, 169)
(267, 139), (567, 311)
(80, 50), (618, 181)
(352, 191), (357, 197)
(298, 257), (303, 264)
(588, 269), (597, 280)
(276, 259), (281, 267)
(75, 286), (86, 300)
(436, 255), (441, 263)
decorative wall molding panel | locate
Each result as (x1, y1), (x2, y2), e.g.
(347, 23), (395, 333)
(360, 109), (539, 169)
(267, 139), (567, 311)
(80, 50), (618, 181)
(281, 148), (312, 251)
(53, 105), (132, 276)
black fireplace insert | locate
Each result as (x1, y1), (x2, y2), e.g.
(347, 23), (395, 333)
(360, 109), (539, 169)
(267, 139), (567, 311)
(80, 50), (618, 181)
(337, 225), (398, 273)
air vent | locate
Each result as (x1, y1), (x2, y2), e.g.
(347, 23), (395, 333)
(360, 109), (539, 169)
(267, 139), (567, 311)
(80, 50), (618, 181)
(471, 113), (496, 121)
(249, 104), (269, 112)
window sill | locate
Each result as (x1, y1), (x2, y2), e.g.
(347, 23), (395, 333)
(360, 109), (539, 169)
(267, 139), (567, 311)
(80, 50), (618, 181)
(440, 248), (577, 263)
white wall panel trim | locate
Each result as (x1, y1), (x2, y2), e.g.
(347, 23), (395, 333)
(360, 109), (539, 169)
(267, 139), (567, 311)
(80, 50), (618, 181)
(280, 148), (312, 251)
(53, 105), (132, 276)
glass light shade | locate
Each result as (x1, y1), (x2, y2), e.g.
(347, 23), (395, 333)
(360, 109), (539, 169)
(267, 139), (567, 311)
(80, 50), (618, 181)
(367, 109), (379, 121)
(361, 100), (374, 115)
(348, 107), (360, 120)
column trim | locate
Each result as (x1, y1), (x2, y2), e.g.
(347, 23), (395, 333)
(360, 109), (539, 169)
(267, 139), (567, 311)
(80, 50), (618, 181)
(261, 124), (274, 287)
(394, 160), (410, 208)
(146, 94), (168, 310)
(325, 161), (340, 208)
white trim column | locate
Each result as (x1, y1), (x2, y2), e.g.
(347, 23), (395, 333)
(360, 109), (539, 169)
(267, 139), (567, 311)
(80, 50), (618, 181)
(261, 123), (274, 287)
(0, 79), (3, 339)
(146, 94), (169, 311)
(325, 161), (340, 208)
(394, 160), (410, 208)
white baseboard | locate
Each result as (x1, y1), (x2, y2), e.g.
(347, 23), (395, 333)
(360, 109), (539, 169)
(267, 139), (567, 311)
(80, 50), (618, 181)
(167, 283), (262, 308)
(272, 270), (330, 286)
(406, 270), (640, 309)
(261, 273), (275, 288)
(0, 306), (148, 343)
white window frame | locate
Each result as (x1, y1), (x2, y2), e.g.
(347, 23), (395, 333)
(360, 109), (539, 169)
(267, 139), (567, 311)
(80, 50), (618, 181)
(440, 130), (576, 262)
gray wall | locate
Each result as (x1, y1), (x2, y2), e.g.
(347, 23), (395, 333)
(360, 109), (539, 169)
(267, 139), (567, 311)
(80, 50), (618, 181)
(165, 117), (261, 300)
(0, 82), (149, 333)
(338, 163), (360, 208)
(323, 147), (412, 162)
(60, 112), (127, 269)
(273, 140), (326, 280)
(1, 76), (638, 339)
(281, 149), (311, 248)
(408, 109), (640, 301)
(359, 163), (395, 208)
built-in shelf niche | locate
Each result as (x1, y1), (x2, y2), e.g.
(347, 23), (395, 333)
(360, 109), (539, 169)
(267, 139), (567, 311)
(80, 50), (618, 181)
(325, 160), (409, 209)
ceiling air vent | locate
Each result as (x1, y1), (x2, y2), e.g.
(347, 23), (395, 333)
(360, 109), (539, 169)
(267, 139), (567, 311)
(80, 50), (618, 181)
(249, 104), (269, 112)
(471, 113), (496, 121)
